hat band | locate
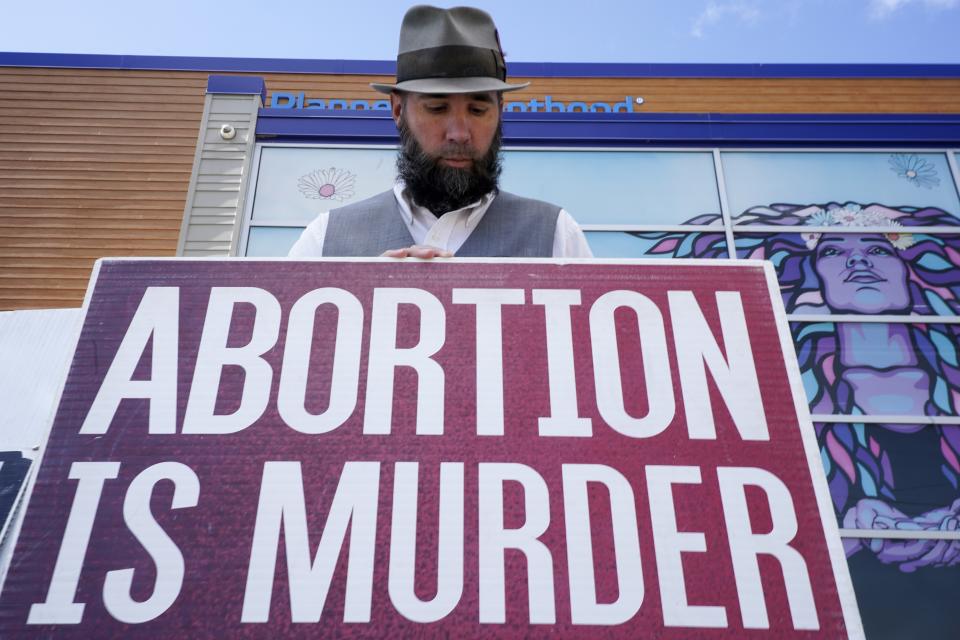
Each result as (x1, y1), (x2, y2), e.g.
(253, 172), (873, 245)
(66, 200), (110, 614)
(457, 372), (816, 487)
(396, 45), (506, 84)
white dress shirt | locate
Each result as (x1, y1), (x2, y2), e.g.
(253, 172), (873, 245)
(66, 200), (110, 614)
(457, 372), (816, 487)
(288, 183), (593, 258)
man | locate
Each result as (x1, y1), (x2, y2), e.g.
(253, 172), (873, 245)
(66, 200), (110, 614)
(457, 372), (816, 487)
(288, 5), (592, 258)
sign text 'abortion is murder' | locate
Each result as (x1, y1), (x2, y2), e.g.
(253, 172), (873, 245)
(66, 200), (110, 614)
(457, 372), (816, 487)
(1, 259), (860, 637)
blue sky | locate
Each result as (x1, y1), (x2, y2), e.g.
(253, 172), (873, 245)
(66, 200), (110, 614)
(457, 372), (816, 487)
(2, 0), (959, 63)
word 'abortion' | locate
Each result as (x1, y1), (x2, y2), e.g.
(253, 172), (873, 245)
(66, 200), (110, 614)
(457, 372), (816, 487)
(79, 286), (770, 441)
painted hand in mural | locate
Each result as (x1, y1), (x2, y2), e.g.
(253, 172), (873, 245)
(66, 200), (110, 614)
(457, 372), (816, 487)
(844, 498), (960, 571)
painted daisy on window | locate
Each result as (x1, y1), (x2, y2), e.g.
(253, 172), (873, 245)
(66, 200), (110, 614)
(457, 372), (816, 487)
(888, 153), (940, 189)
(298, 168), (357, 202)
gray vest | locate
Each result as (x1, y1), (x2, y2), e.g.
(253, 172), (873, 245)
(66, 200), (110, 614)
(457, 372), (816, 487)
(323, 190), (559, 257)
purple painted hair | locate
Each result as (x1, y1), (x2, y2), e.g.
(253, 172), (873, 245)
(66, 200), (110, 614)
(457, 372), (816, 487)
(631, 202), (960, 520)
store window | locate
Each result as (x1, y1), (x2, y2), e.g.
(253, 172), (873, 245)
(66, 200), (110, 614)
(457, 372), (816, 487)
(242, 147), (723, 256)
(721, 151), (960, 224)
(244, 146), (396, 256)
(586, 230), (727, 258)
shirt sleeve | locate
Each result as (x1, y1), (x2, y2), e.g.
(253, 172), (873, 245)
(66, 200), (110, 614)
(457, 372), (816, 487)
(552, 209), (594, 258)
(287, 212), (329, 257)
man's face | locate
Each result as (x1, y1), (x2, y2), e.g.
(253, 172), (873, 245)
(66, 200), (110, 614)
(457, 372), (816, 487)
(392, 91), (504, 215)
(391, 91), (501, 167)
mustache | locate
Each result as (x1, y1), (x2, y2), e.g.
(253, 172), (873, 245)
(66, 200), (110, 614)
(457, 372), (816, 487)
(434, 143), (482, 160)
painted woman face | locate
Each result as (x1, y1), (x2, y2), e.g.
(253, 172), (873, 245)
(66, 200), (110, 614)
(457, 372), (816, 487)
(814, 234), (910, 313)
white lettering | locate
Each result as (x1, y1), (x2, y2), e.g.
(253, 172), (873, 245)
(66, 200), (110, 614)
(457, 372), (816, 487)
(388, 462), (464, 622)
(646, 465), (727, 628)
(669, 291), (768, 440)
(102, 462), (199, 623)
(451, 289), (524, 436)
(80, 287), (179, 435)
(182, 287), (281, 434)
(278, 288), (363, 434)
(717, 467), (817, 630)
(242, 461), (380, 623)
(364, 288), (445, 435)
(532, 290), (592, 437)
(590, 290), (674, 438)
(28, 462), (121, 624)
(477, 463), (555, 624)
(562, 464), (643, 625)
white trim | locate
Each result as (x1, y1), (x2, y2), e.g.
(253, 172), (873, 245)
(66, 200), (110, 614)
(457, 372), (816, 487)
(242, 219), (308, 229)
(941, 149), (960, 202)
(581, 224), (724, 232)
(713, 148), (737, 259)
(838, 529), (960, 541)
(237, 143), (265, 256)
(255, 142), (959, 154)
(811, 414), (960, 425)
(228, 95), (264, 257)
(787, 314), (960, 324)
(255, 141), (398, 151)
(731, 224), (960, 234)
(762, 261), (865, 639)
(719, 147), (959, 155)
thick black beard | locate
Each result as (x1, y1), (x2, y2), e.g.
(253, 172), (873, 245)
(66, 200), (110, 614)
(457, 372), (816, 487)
(396, 120), (502, 216)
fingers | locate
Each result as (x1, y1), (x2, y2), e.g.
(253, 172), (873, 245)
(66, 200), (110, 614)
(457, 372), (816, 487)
(381, 245), (454, 259)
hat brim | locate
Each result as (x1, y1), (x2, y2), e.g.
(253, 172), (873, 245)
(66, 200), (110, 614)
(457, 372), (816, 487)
(370, 76), (530, 95)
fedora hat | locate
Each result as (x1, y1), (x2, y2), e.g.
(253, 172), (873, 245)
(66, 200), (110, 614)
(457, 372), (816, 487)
(371, 5), (530, 94)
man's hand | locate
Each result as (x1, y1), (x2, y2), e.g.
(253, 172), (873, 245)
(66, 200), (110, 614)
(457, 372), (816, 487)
(381, 245), (454, 259)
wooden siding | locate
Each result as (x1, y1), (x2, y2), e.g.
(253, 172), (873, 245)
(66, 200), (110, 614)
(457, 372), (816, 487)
(0, 67), (208, 309)
(1, 64), (958, 310)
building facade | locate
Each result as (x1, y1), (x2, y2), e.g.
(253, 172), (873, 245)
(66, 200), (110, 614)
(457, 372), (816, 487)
(1, 53), (959, 638)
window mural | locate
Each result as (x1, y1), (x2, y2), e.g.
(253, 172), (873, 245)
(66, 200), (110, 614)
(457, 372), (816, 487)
(792, 321), (960, 417)
(833, 421), (960, 638)
(735, 227), (960, 317)
(815, 422), (960, 536)
(628, 210), (960, 312)
(722, 152), (960, 223)
(846, 535), (960, 639)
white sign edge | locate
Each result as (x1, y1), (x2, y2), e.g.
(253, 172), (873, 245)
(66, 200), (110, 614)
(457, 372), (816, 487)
(762, 260), (865, 640)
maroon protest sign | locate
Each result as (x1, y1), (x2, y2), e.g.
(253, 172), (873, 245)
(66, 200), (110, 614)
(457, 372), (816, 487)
(0, 258), (862, 637)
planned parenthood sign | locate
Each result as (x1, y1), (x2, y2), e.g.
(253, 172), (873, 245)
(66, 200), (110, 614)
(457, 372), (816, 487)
(0, 258), (862, 637)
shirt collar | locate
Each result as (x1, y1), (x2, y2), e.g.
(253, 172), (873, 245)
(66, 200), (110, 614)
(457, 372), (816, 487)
(393, 181), (496, 227)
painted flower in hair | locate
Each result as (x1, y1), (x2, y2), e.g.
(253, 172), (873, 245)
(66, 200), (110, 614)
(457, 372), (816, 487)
(889, 154), (940, 189)
(831, 203), (863, 226)
(801, 231), (822, 250)
(805, 208), (834, 227)
(298, 168), (356, 201)
(883, 221), (917, 250)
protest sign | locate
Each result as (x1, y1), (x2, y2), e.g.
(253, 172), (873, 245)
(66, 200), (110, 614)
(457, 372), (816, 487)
(0, 258), (862, 637)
